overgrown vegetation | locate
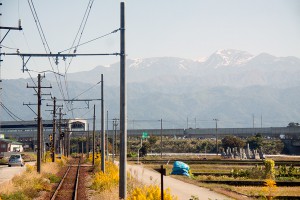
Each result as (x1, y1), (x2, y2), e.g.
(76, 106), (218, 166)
(128, 185), (177, 200)
(89, 153), (178, 199)
(127, 134), (284, 156)
(0, 155), (67, 200)
(90, 155), (119, 191)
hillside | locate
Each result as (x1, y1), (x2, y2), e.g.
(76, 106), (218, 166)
(1, 49), (300, 129)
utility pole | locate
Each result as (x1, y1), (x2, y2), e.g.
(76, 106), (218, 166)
(65, 120), (70, 157)
(112, 118), (119, 162)
(27, 74), (51, 173)
(45, 97), (62, 162)
(213, 119), (219, 155)
(87, 124), (90, 158)
(92, 105), (96, 166)
(106, 110), (109, 160)
(58, 108), (64, 156)
(160, 118), (163, 158)
(51, 97), (56, 162)
(187, 117), (189, 129)
(100, 74), (105, 172)
(119, 3), (127, 198)
(112, 119), (115, 163)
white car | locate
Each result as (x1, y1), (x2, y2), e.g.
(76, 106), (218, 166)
(8, 154), (25, 167)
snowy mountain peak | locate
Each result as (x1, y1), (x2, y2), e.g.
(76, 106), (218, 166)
(206, 49), (254, 67)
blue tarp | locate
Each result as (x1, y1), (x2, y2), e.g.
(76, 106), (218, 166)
(171, 161), (190, 177)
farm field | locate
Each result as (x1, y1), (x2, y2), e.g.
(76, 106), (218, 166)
(134, 155), (300, 199)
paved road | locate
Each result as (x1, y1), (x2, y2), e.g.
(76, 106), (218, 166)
(0, 162), (35, 185)
(127, 163), (232, 200)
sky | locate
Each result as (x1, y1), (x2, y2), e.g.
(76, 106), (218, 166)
(1, 0), (300, 79)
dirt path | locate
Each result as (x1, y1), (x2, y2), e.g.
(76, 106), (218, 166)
(127, 163), (232, 200)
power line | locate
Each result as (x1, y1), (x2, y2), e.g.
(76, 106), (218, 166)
(0, 102), (24, 121)
(27, 0), (69, 111)
(71, 80), (101, 100)
(59, 28), (121, 54)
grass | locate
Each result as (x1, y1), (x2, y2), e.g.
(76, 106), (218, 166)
(232, 186), (300, 197)
(0, 155), (68, 200)
(140, 155), (300, 199)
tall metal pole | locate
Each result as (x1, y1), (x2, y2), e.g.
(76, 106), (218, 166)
(52, 97), (56, 162)
(213, 119), (219, 155)
(106, 110), (109, 160)
(160, 118), (163, 158)
(93, 105), (96, 166)
(87, 124), (90, 158)
(101, 74), (105, 172)
(112, 119), (115, 163)
(37, 74), (41, 173)
(119, 2), (127, 199)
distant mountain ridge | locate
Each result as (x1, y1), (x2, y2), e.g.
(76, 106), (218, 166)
(62, 49), (300, 88)
(1, 49), (300, 128)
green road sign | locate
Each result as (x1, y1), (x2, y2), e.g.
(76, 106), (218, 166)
(142, 132), (149, 139)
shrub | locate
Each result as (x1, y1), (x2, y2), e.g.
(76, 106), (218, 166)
(56, 155), (67, 167)
(264, 159), (275, 179)
(11, 171), (51, 199)
(0, 191), (29, 200)
(91, 161), (119, 191)
(248, 165), (264, 179)
(262, 179), (277, 198)
(26, 164), (35, 173)
(46, 173), (61, 183)
(128, 185), (177, 200)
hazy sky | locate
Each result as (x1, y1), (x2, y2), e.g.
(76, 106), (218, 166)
(1, 0), (300, 79)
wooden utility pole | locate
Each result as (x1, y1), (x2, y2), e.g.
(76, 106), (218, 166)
(27, 74), (51, 173)
(59, 108), (63, 156)
(51, 97), (56, 162)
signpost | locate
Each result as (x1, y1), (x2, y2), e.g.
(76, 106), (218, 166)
(142, 132), (149, 139)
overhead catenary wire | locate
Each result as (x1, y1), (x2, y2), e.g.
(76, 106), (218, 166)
(59, 28), (120, 54)
(71, 80), (101, 100)
(6, 2), (119, 121)
(61, 0), (95, 117)
(0, 44), (19, 50)
(27, 0), (71, 113)
(0, 102), (24, 121)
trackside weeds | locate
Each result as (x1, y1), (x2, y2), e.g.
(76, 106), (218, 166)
(89, 154), (178, 199)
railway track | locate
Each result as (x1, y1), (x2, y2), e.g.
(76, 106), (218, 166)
(51, 157), (81, 200)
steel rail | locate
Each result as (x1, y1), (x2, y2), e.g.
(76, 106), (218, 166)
(73, 158), (81, 200)
(51, 157), (81, 200)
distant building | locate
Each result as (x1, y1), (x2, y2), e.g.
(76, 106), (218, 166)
(0, 138), (24, 153)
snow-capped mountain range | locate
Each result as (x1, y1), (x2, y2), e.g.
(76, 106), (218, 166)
(64, 49), (300, 88)
(1, 49), (300, 128)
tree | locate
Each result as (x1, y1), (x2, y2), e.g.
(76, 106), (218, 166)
(148, 135), (158, 153)
(221, 135), (245, 149)
(287, 122), (299, 127)
(247, 133), (263, 150)
(140, 142), (150, 157)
